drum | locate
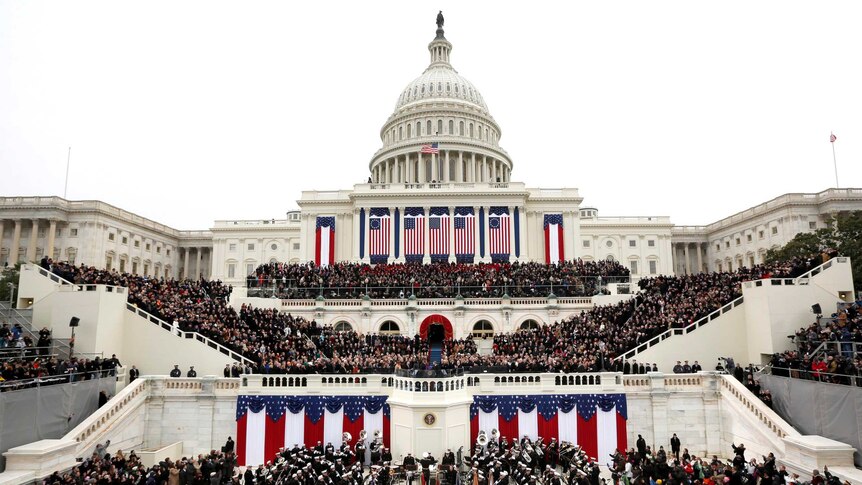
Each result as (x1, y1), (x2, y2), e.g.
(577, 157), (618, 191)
(429, 464), (437, 473)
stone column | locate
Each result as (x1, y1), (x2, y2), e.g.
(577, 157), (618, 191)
(418, 154), (425, 183)
(431, 154), (438, 182)
(183, 248), (190, 280)
(508, 206), (515, 261)
(491, 159), (497, 182)
(682, 243), (690, 275)
(47, 220), (57, 261)
(196, 247), (203, 279)
(457, 151), (463, 182)
(444, 151), (450, 182)
(696, 243), (703, 274)
(352, 209), (362, 263)
(10, 220), (21, 265)
(470, 153), (476, 183)
(26, 220), (39, 263)
(0, 220), (5, 266)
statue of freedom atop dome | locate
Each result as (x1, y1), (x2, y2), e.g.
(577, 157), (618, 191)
(436, 11), (444, 29)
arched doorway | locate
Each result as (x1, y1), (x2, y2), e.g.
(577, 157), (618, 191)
(419, 314), (453, 341)
(519, 319), (540, 331)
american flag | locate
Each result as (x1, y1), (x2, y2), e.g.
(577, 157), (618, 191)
(404, 207), (424, 261)
(429, 208), (450, 260)
(369, 208), (390, 263)
(489, 209), (511, 257)
(420, 142), (439, 154)
(470, 394), (628, 464)
(830, 133), (837, 143)
(454, 208), (475, 258)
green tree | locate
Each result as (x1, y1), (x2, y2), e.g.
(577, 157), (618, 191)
(766, 211), (862, 292)
(0, 264), (21, 305)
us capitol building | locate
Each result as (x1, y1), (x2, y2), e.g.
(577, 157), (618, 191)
(2, 18), (861, 285)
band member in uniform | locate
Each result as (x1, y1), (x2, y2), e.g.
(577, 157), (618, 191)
(419, 452), (437, 484)
(402, 452), (417, 485)
(441, 448), (456, 484)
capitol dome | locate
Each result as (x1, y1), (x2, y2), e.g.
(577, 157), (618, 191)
(368, 18), (512, 185)
(394, 61), (488, 112)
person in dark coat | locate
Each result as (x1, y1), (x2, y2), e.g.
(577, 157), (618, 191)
(170, 365), (181, 377)
(224, 437), (235, 454)
(129, 365), (140, 382)
(670, 433), (681, 460)
(187, 366), (197, 377)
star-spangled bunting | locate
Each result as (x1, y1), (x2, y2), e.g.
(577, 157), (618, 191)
(236, 395), (390, 424)
(469, 394), (627, 421)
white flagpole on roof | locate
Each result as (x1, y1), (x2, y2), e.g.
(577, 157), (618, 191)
(830, 132), (839, 188)
(64, 147), (71, 199)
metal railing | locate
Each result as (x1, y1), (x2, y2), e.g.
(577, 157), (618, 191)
(0, 303), (72, 361)
(246, 278), (629, 300)
(0, 368), (119, 392)
(125, 303), (256, 367)
(760, 366), (862, 387)
(0, 346), (56, 361)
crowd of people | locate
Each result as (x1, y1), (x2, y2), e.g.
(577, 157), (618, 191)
(38, 434), (850, 485)
(247, 260), (630, 299)
(44, 253), (829, 377)
(767, 300), (862, 386)
(0, 353), (122, 391)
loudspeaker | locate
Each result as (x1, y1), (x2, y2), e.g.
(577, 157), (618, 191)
(69, 317), (80, 327)
(811, 304), (822, 315)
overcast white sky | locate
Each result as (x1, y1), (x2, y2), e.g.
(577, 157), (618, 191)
(2, 1), (861, 230)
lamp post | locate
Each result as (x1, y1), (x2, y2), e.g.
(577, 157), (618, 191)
(7, 283), (15, 307)
(364, 277), (369, 296)
(548, 277), (555, 297)
(318, 277), (324, 298)
(410, 277), (415, 297)
(456, 276), (462, 298)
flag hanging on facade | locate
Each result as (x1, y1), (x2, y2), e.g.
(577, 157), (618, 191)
(420, 142), (440, 154)
(404, 207), (425, 262)
(315, 217), (335, 267)
(454, 207), (475, 263)
(544, 214), (564, 264)
(236, 395), (391, 467)
(429, 207), (450, 262)
(469, 394), (627, 466)
(489, 207), (511, 262)
(830, 133), (837, 143)
(369, 208), (391, 264)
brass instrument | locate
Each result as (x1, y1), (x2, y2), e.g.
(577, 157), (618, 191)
(342, 431), (352, 445)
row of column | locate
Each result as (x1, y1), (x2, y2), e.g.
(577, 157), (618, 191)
(180, 247), (210, 280)
(0, 219), (58, 266)
(353, 206), (519, 264)
(674, 242), (706, 275)
(371, 150), (511, 184)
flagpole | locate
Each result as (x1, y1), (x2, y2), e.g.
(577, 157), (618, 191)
(64, 147), (71, 199)
(831, 135), (839, 188)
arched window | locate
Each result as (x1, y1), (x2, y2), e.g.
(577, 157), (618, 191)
(606, 255), (616, 262)
(427, 120), (432, 135)
(333, 321), (353, 333)
(416, 122), (421, 136)
(399, 126), (403, 140)
(459, 121), (464, 136)
(471, 320), (494, 338)
(379, 321), (401, 335)
(469, 123), (474, 138)
(437, 120), (442, 135)
(448, 120), (453, 134)
(407, 124), (412, 138)
(519, 319), (540, 331)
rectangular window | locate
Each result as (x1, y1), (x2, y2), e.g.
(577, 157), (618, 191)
(715, 244), (720, 251)
(648, 240), (655, 247)
(134, 240), (140, 248)
(248, 243), (255, 251)
(38, 229), (46, 238)
(809, 221), (817, 229)
(735, 238), (741, 246)
(771, 226), (778, 235)
(121, 236), (128, 244)
(228, 264), (236, 278)
(229, 243), (237, 252)
(725, 241), (730, 249)
(143, 264), (149, 276)
(145, 243), (151, 251)
(105, 256), (112, 270)
(56, 228), (62, 237)
(246, 263), (254, 275)
(156, 246), (161, 254)
(629, 240), (636, 248)
(582, 240), (590, 248)
(630, 261), (638, 274)
(119, 259), (126, 273)
(166, 249), (171, 256)
(759, 230), (764, 239)
(292, 243), (300, 251)
(746, 234), (752, 242)
(70, 228), (78, 237)
(649, 260), (657, 274)
(108, 233), (115, 241)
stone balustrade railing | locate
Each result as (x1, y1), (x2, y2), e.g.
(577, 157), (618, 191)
(279, 295), (593, 310)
